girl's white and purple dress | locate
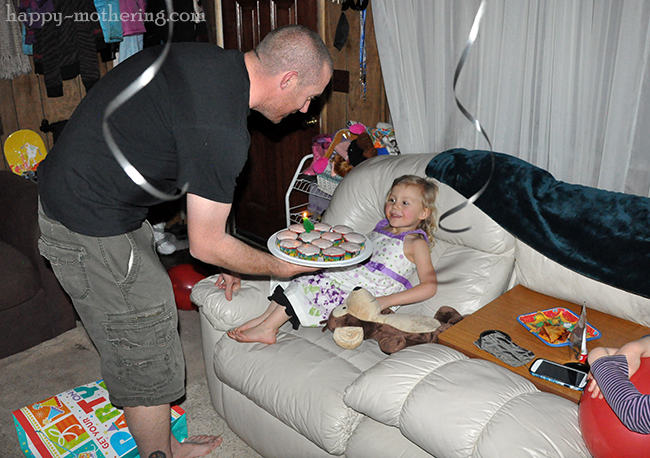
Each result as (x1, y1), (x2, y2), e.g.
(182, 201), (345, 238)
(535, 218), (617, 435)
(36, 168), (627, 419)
(281, 219), (429, 327)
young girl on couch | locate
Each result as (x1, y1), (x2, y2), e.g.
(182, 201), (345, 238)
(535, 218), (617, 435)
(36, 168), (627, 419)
(228, 175), (439, 344)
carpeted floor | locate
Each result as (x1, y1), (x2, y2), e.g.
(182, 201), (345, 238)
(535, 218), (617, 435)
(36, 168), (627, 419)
(0, 309), (262, 458)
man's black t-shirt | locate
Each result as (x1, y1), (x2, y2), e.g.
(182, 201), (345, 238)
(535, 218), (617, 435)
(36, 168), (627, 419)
(39, 43), (251, 237)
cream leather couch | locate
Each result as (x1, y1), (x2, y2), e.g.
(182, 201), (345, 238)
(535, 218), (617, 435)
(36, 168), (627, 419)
(191, 152), (650, 458)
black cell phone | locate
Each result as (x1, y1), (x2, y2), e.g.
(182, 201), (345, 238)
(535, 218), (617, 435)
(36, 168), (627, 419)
(529, 358), (588, 391)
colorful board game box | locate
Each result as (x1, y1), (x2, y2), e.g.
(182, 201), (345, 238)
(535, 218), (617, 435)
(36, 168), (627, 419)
(12, 380), (187, 458)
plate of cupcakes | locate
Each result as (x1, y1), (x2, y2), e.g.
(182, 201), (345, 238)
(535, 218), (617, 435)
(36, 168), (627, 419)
(267, 222), (373, 268)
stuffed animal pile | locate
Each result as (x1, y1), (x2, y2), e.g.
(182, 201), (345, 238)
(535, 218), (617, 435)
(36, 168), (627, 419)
(304, 122), (400, 182)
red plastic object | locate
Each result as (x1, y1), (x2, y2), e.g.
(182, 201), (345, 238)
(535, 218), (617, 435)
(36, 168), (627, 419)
(579, 358), (650, 458)
(167, 263), (207, 310)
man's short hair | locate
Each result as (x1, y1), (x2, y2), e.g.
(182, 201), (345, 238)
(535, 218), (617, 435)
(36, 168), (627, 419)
(256, 25), (333, 87)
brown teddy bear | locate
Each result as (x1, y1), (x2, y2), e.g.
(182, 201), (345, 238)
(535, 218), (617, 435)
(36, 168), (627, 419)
(325, 287), (464, 354)
(332, 153), (354, 177)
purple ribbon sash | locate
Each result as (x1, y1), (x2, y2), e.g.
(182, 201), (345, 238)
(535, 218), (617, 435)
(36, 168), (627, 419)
(365, 260), (412, 289)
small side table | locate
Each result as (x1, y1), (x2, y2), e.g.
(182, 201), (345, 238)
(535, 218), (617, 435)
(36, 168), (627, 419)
(438, 285), (650, 403)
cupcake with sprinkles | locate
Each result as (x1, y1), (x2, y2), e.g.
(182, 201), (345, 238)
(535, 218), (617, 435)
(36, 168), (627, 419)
(297, 243), (320, 261)
(278, 239), (302, 257)
(320, 231), (342, 246)
(343, 232), (366, 248)
(321, 246), (345, 262)
(339, 241), (361, 260)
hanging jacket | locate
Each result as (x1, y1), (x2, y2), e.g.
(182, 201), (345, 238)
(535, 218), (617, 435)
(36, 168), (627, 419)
(32, 0), (104, 97)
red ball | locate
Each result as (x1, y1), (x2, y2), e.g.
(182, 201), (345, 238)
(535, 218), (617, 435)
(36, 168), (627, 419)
(167, 263), (207, 310)
(579, 357), (650, 458)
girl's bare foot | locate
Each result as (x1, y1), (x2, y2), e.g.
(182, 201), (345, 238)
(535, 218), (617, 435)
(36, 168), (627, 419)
(228, 302), (280, 339)
(171, 435), (222, 458)
(230, 322), (279, 344)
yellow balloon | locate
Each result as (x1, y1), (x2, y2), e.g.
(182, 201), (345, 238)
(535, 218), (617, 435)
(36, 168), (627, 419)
(3, 130), (47, 176)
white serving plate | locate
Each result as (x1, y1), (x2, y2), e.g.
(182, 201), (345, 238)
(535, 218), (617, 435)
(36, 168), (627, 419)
(267, 230), (373, 268)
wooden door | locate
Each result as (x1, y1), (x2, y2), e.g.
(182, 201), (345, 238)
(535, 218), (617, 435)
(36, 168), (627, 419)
(221, 0), (322, 246)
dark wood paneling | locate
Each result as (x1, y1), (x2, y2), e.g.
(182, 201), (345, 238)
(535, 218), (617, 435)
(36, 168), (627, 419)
(222, 0), (322, 244)
(321, 1), (388, 134)
(1, 57), (112, 171)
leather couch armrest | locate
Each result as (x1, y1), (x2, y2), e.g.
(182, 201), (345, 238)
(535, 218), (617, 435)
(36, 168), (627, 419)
(344, 344), (590, 458)
(190, 276), (272, 331)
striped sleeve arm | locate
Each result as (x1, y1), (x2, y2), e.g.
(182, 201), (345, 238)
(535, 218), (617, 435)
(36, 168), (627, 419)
(590, 355), (650, 434)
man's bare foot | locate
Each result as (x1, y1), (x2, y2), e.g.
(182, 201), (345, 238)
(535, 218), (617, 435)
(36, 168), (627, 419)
(172, 435), (222, 458)
(230, 323), (279, 344)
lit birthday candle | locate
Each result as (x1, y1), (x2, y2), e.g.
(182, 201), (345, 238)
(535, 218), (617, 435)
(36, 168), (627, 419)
(302, 212), (314, 233)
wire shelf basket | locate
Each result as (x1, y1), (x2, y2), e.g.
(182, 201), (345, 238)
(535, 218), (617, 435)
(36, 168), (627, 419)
(316, 168), (343, 196)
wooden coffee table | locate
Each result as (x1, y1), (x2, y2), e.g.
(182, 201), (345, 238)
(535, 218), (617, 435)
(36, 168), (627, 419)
(438, 285), (650, 403)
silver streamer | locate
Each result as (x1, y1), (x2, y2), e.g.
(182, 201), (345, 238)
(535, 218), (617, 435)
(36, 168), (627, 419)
(438, 0), (495, 233)
(102, 0), (189, 201)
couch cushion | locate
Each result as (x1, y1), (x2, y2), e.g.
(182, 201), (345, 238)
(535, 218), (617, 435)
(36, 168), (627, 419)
(343, 344), (469, 426)
(345, 416), (433, 458)
(344, 344), (590, 458)
(413, 239), (515, 316)
(0, 241), (40, 310)
(219, 382), (337, 458)
(212, 325), (388, 455)
(514, 239), (650, 327)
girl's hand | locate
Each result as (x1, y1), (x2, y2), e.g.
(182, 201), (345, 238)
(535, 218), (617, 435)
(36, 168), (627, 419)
(376, 295), (395, 311)
(614, 337), (650, 378)
(586, 346), (617, 399)
(215, 272), (241, 301)
(586, 373), (604, 399)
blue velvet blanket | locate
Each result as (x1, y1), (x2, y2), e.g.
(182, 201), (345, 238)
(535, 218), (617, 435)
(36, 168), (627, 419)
(426, 149), (650, 299)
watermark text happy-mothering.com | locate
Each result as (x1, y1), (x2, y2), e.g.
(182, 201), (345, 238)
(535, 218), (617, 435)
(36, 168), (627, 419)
(5, 4), (204, 28)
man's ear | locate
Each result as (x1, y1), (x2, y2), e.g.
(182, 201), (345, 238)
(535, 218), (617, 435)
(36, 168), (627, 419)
(280, 71), (298, 90)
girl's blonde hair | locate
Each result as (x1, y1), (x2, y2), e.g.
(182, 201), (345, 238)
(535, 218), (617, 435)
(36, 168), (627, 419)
(389, 175), (439, 249)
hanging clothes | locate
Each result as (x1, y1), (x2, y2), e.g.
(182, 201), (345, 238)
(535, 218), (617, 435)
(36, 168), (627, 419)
(18, 0), (55, 45)
(120, 0), (146, 36)
(1, 0), (32, 79)
(32, 0), (105, 97)
(113, 0), (146, 65)
(94, 0), (124, 43)
(118, 34), (143, 63)
(22, 24), (33, 56)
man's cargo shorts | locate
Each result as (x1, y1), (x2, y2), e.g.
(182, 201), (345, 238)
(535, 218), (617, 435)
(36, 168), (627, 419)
(38, 202), (185, 407)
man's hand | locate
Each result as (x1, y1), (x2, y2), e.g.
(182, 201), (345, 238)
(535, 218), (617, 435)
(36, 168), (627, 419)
(187, 194), (320, 278)
(274, 261), (320, 279)
(214, 272), (241, 301)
